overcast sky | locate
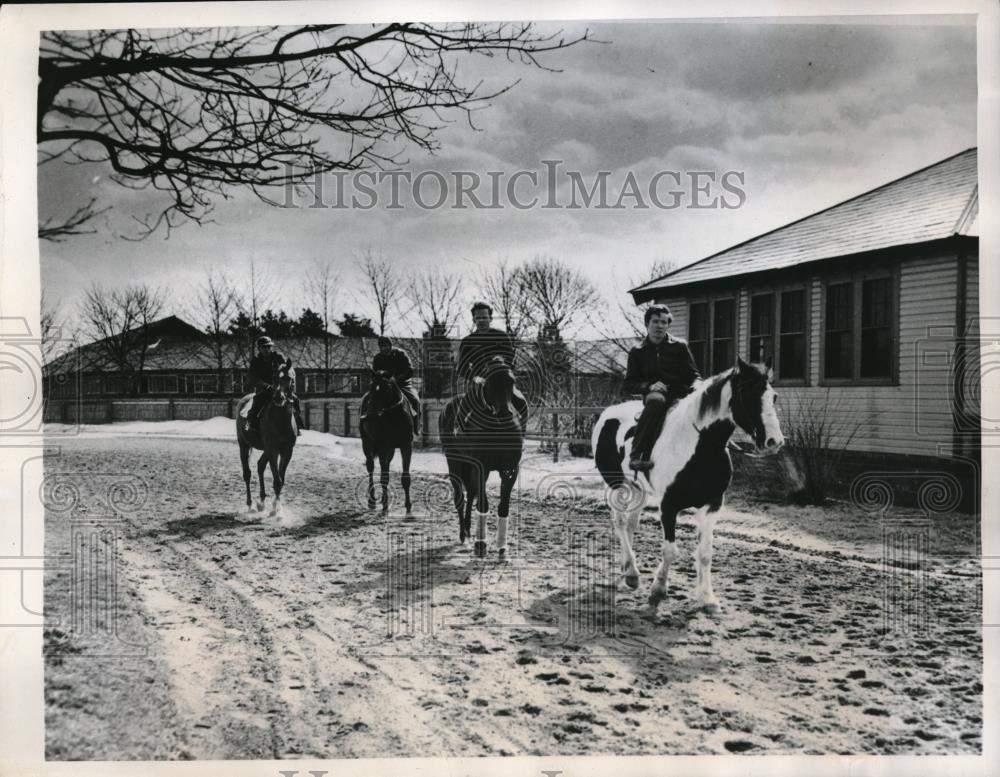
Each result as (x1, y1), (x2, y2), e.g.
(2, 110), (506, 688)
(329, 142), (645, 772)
(38, 20), (977, 339)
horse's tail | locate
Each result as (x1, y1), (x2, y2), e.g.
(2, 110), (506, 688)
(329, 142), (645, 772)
(593, 416), (626, 489)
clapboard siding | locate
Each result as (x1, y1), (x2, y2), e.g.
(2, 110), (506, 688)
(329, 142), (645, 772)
(668, 246), (969, 457)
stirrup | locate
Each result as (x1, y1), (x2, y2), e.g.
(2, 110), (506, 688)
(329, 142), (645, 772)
(629, 457), (654, 473)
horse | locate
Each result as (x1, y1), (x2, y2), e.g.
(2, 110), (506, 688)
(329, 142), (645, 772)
(592, 356), (783, 610)
(439, 356), (526, 559)
(360, 369), (415, 515)
(235, 358), (298, 517)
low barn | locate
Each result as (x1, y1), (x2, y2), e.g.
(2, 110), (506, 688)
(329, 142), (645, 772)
(630, 148), (980, 508)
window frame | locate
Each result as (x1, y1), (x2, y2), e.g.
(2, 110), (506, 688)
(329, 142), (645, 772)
(145, 374), (179, 394)
(188, 373), (219, 394)
(686, 295), (737, 377)
(744, 282), (812, 386)
(819, 266), (900, 387)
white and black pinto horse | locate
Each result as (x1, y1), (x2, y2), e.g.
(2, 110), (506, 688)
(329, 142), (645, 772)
(592, 357), (783, 610)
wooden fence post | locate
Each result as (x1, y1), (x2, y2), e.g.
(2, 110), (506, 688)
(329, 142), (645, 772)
(323, 403), (330, 433)
(552, 411), (559, 463)
(344, 402), (351, 437)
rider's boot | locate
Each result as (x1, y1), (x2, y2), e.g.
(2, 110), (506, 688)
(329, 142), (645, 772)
(628, 397), (670, 473)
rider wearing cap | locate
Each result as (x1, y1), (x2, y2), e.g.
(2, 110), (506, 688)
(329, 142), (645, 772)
(456, 301), (528, 420)
(362, 336), (421, 434)
(246, 335), (304, 435)
(624, 304), (701, 472)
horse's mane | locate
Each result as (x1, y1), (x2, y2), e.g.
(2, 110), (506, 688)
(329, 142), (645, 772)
(696, 368), (736, 422)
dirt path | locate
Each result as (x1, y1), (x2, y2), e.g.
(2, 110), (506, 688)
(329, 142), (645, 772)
(43, 436), (982, 759)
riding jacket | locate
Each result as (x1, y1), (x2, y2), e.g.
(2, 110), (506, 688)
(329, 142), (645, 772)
(248, 350), (288, 392)
(371, 347), (415, 383)
(623, 334), (701, 400)
(456, 327), (517, 381)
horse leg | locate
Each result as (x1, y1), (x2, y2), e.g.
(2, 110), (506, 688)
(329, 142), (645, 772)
(256, 451), (268, 512)
(401, 445), (413, 517)
(365, 447), (376, 509)
(271, 448), (292, 518)
(616, 507), (641, 590)
(496, 468), (516, 560)
(474, 465), (488, 559)
(694, 506), (721, 611)
(649, 495), (680, 605)
(447, 459), (467, 542)
(240, 443), (252, 511)
(379, 451), (392, 514)
(267, 454), (282, 517)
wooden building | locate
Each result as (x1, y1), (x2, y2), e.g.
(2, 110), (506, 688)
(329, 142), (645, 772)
(630, 148), (980, 483)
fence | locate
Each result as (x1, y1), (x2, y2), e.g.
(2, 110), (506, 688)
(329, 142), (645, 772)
(43, 397), (607, 458)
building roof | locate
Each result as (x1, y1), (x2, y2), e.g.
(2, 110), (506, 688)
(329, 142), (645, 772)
(632, 147), (978, 301)
(45, 317), (632, 377)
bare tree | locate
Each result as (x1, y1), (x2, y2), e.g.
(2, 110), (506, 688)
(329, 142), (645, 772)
(595, 259), (679, 352)
(477, 258), (533, 338)
(38, 24), (589, 240)
(188, 266), (240, 390)
(518, 256), (602, 339)
(79, 284), (166, 395)
(304, 258), (340, 392)
(230, 257), (280, 366)
(40, 291), (70, 364)
(407, 268), (466, 336)
(358, 248), (407, 335)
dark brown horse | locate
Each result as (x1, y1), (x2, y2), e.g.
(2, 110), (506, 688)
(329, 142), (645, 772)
(235, 359), (297, 518)
(439, 356), (526, 558)
(360, 370), (415, 515)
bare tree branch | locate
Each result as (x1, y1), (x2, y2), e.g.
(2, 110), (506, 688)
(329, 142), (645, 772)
(38, 196), (111, 242)
(358, 247), (408, 335)
(407, 267), (466, 336)
(38, 24), (591, 239)
(477, 257), (533, 338)
(518, 255), (602, 339)
(79, 283), (166, 394)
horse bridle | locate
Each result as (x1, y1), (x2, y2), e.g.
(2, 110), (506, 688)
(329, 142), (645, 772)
(369, 375), (404, 418)
(692, 370), (771, 458)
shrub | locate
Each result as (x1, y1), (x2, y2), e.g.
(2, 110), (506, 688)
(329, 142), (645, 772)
(778, 389), (862, 505)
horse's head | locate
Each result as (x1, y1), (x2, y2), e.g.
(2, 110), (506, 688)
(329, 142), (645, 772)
(729, 356), (783, 453)
(481, 356), (516, 417)
(369, 369), (400, 408)
(273, 358), (295, 407)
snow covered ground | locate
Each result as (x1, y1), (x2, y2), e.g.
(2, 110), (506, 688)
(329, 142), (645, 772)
(43, 417), (612, 502)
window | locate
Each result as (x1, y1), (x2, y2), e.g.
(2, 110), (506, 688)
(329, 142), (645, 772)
(824, 282), (853, 379)
(304, 373), (327, 393)
(823, 275), (895, 382)
(146, 374), (178, 394)
(190, 374), (218, 394)
(688, 302), (708, 374)
(712, 299), (735, 372)
(746, 288), (808, 382)
(83, 375), (102, 395)
(104, 375), (125, 395)
(861, 278), (892, 378)
(749, 294), (774, 363)
(687, 297), (735, 376)
(778, 289), (807, 381)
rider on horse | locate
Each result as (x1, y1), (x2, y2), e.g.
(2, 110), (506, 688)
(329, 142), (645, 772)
(624, 304), (701, 472)
(361, 336), (421, 434)
(245, 335), (304, 435)
(456, 301), (528, 426)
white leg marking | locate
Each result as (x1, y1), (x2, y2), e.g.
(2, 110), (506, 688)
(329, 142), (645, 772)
(611, 509), (640, 589)
(650, 539), (679, 601)
(695, 508), (720, 610)
(495, 515), (509, 553)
